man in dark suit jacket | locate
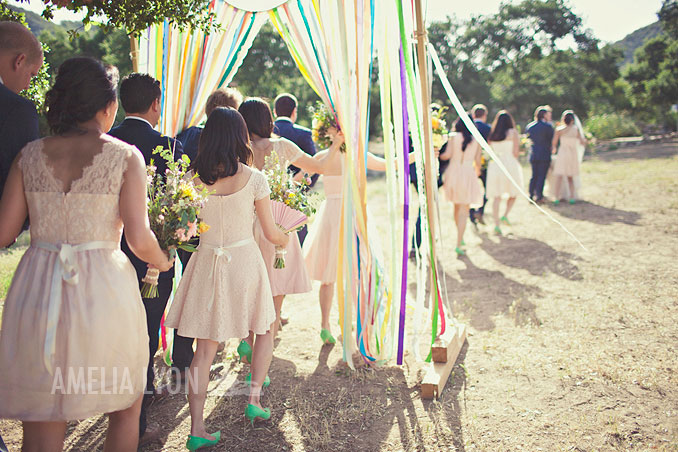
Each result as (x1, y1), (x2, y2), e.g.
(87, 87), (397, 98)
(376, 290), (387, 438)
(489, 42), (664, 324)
(0, 21), (43, 200)
(470, 104), (491, 225)
(0, 21), (43, 452)
(273, 93), (318, 244)
(176, 87), (243, 161)
(107, 73), (185, 445)
(526, 105), (555, 203)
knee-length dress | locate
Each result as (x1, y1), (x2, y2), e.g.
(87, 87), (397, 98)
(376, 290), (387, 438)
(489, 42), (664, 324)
(165, 168), (276, 341)
(303, 175), (343, 284)
(553, 125), (581, 177)
(0, 139), (149, 421)
(485, 139), (524, 198)
(442, 139), (484, 207)
(254, 138), (311, 296)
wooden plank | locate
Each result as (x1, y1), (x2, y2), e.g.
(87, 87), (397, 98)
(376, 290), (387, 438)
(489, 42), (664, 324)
(421, 324), (467, 399)
(431, 325), (459, 363)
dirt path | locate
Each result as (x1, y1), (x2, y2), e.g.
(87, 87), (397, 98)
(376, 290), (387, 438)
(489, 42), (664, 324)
(1, 141), (677, 451)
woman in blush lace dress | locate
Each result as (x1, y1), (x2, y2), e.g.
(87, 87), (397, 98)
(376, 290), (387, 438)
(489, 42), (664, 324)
(0, 57), (173, 451)
(165, 108), (289, 448)
(441, 117), (484, 256)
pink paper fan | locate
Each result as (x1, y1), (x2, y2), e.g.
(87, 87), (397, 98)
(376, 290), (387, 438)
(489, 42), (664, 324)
(271, 200), (308, 233)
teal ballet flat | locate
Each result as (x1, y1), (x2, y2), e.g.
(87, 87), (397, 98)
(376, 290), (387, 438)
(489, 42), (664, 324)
(245, 404), (271, 425)
(320, 328), (336, 345)
(500, 215), (511, 225)
(237, 340), (252, 363)
(185, 431), (220, 450)
(553, 199), (560, 206)
(454, 246), (465, 256)
(569, 199), (576, 205)
(246, 373), (270, 388)
(494, 226), (503, 235)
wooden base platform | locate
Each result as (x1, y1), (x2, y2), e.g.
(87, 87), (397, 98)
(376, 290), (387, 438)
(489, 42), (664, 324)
(420, 323), (467, 399)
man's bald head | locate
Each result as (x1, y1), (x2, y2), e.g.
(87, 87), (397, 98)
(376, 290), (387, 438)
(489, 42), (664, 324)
(0, 21), (42, 63)
(0, 21), (43, 94)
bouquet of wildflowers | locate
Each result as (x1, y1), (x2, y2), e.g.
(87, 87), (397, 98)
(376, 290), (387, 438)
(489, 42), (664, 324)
(141, 146), (210, 298)
(263, 152), (319, 268)
(431, 103), (449, 150)
(309, 101), (346, 152)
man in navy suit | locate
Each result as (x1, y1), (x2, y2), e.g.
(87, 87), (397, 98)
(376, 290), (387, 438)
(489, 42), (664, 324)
(0, 20), (43, 452)
(0, 21), (42, 199)
(273, 93), (317, 244)
(176, 87), (242, 161)
(526, 105), (554, 203)
(470, 104), (491, 225)
(108, 73), (184, 446)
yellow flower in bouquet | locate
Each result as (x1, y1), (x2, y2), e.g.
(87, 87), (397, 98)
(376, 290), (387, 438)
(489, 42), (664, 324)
(431, 103), (449, 149)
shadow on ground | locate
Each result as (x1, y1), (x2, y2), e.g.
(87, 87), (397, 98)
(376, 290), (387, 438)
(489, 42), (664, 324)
(547, 200), (641, 225)
(479, 234), (583, 279)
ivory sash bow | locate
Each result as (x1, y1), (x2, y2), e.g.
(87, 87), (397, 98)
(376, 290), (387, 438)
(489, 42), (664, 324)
(32, 240), (119, 375)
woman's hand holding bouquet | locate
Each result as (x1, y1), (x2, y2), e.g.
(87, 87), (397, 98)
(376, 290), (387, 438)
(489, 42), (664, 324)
(141, 146), (211, 298)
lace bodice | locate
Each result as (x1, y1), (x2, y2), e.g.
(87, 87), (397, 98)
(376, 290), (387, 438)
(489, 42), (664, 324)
(198, 169), (270, 246)
(490, 139), (514, 157)
(449, 135), (479, 166)
(19, 138), (136, 244)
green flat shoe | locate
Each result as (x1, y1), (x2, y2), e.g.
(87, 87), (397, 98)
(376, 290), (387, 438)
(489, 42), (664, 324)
(569, 199), (576, 205)
(237, 340), (252, 364)
(320, 328), (336, 345)
(494, 226), (502, 235)
(553, 199), (560, 206)
(245, 404), (271, 425)
(455, 246), (465, 256)
(186, 431), (220, 450)
(246, 373), (270, 388)
(500, 215), (510, 225)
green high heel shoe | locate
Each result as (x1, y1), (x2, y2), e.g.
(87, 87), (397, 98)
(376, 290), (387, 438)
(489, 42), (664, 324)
(246, 373), (270, 388)
(245, 404), (271, 425)
(454, 246), (465, 256)
(185, 431), (220, 450)
(320, 328), (336, 345)
(237, 340), (252, 364)
(500, 215), (510, 225)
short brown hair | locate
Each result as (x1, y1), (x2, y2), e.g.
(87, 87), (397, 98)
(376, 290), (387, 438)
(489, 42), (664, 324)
(535, 105), (552, 121)
(274, 93), (297, 117)
(0, 21), (43, 63)
(472, 104), (487, 119)
(205, 87), (243, 117)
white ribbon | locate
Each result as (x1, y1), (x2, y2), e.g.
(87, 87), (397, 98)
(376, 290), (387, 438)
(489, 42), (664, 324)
(33, 240), (119, 375)
(199, 237), (256, 278)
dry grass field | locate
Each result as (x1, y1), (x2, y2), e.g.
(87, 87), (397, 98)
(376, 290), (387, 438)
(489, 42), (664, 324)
(1, 139), (677, 451)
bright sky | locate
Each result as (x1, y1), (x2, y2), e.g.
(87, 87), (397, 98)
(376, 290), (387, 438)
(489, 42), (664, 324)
(17, 0), (662, 44)
(425, 0), (662, 43)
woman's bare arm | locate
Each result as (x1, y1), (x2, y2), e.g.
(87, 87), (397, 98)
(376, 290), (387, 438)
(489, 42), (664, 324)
(119, 149), (173, 271)
(0, 157), (28, 248)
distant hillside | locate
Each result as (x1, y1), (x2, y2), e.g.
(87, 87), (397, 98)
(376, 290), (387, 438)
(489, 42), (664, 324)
(8, 4), (82, 36)
(613, 21), (663, 67)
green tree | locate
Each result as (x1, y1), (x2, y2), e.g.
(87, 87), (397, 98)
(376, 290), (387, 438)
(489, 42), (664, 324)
(624, 0), (678, 128)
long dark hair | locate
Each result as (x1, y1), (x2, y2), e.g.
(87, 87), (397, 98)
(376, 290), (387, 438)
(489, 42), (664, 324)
(191, 107), (253, 185)
(45, 57), (118, 135)
(455, 116), (473, 151)
(238, 97), (274, 138)
(488, 110), (515, 142)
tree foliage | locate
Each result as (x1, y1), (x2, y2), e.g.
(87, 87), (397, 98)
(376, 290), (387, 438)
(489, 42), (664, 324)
(38, 0), (215, 36)
(624, 0), (678, 127)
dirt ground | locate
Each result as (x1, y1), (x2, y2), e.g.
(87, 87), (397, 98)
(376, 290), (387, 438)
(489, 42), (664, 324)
(1, 140), (677, 451)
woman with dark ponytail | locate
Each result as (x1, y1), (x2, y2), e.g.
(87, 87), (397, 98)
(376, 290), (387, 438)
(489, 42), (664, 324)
(441, 116), (484, 256)
(0, 57), (173, 451)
